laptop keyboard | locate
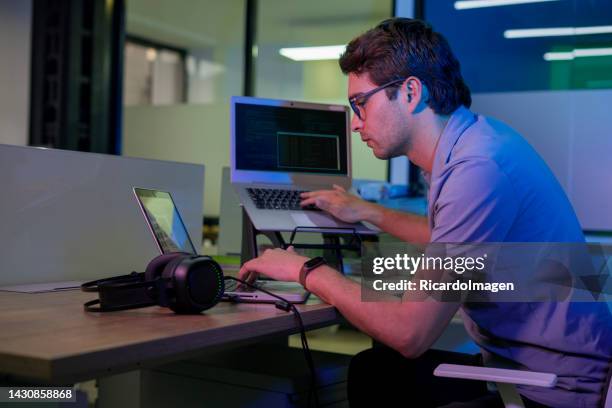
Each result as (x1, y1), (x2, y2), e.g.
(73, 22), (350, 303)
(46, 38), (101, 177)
(246, 188), (321, 211)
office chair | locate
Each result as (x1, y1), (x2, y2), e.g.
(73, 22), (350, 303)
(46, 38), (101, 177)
(434, 245), (612, 408)
(434, 363), (612, 408)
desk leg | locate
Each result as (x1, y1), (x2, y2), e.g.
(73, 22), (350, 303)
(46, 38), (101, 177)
(97, 371), (142, 408)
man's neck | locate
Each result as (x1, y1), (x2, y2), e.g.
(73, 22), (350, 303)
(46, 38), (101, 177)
(407, 111), (450, 173)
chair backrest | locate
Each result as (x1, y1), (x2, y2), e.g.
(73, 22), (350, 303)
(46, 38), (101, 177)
(604, 363), (612, 408)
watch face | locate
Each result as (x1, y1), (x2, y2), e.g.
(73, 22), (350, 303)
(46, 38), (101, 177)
(305, 256), (325, 269)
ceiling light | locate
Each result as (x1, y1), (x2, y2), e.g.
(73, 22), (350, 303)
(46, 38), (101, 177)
(544, 47), (612, 61)
(574, 47), (612, 57)
(543, 51), (575, 61)
(279, 45), (346, 61)
(505, 25), (612, 39)
(454, 0), (560, 10)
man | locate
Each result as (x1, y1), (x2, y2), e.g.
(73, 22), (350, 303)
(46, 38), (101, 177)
(239, 18), (611, 407)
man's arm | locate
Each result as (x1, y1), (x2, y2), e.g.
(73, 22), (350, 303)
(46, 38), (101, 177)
(300, 185), (431, 244)
(367, 205), (431, 244)
(239, 248), (458, 358)
(307, 265), (459, 358)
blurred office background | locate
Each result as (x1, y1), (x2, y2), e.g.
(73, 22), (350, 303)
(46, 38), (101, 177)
(1, 1), (611, 394)
(1, 0), (611, 244)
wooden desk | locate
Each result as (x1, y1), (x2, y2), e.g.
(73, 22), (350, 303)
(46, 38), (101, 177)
(0, 290), (339, 384)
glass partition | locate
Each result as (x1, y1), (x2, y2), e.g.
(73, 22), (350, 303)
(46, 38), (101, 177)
(122, 0), (245, 220)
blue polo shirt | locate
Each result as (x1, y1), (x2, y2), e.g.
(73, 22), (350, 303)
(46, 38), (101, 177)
(427, 106), (612, 408)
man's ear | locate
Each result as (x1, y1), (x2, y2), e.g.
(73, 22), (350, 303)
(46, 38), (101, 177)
(406, 77), (430, 112)
(405, 77), (421, 108)
(406, 80), (414, 103)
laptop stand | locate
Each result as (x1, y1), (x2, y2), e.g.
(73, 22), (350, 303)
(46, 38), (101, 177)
(240, 209), (362, 274)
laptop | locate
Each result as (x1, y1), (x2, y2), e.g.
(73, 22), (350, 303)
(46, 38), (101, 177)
(231, 96), (377, 234)
(133, 187), (310, 303)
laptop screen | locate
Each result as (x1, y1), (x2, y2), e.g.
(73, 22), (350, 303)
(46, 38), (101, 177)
(133, 188), (197, 255)
(234, 102), (348, 175)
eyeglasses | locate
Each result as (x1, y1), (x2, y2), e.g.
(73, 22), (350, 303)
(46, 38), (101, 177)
(348, 78), (406, 121)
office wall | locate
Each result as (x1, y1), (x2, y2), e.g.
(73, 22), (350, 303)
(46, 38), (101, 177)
(123, 104), (227, 216)
(472, 90), (612, 231)
(0, 0), (31, 146)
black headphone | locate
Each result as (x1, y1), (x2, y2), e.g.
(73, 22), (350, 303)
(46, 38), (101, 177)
(81, 252), (224, 314)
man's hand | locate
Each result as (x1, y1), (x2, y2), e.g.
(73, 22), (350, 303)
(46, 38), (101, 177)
(238, 246), (309, 285)
(300, 184), (375, 224)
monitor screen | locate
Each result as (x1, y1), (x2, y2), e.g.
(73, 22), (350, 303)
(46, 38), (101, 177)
(234, 103), (348, 175)
(134, 188), (197, 255)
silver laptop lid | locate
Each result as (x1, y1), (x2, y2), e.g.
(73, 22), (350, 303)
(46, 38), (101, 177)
(230, 96), (352, 188)
(133, 187), (198, 255)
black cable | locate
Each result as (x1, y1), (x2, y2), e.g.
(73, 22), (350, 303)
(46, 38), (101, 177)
(224, 276), (320, 408)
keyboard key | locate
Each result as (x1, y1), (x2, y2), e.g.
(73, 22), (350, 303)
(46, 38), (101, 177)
(247, 188), (321, 211)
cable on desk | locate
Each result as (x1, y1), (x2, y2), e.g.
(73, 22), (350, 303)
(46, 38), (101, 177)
(224, 276), (320, 408)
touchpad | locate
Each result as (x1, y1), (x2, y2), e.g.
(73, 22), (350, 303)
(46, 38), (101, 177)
(290, 212), (341, 227)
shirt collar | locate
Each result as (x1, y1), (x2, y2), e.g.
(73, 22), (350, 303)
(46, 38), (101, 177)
(431, 105), (478, 180)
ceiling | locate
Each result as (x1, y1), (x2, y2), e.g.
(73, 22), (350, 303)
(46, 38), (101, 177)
(126, 0), (392, 50)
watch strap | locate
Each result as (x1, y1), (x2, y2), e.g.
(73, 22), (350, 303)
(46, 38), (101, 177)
(299, 256), (326, 288)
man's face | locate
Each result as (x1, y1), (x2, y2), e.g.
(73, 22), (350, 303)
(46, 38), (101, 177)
(348, 72), (411, 160)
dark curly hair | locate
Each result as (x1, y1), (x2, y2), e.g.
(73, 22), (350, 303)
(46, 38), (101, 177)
(339, 18), (471, 115)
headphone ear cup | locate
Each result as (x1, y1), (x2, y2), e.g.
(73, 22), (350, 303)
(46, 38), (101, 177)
(144, 252), (189, 282)
(167, 256), (224, 314)
(160, 255), (188, 310)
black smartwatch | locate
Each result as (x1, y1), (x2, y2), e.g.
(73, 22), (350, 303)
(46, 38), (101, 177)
(299, 256), (327, 288)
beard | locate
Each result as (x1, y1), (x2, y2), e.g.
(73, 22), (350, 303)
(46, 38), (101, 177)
(368, 134), (411, 160)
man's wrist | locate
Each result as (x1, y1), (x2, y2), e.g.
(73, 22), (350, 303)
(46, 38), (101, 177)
(299, 257), (327, 288)
(362, 201), (385, 225)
